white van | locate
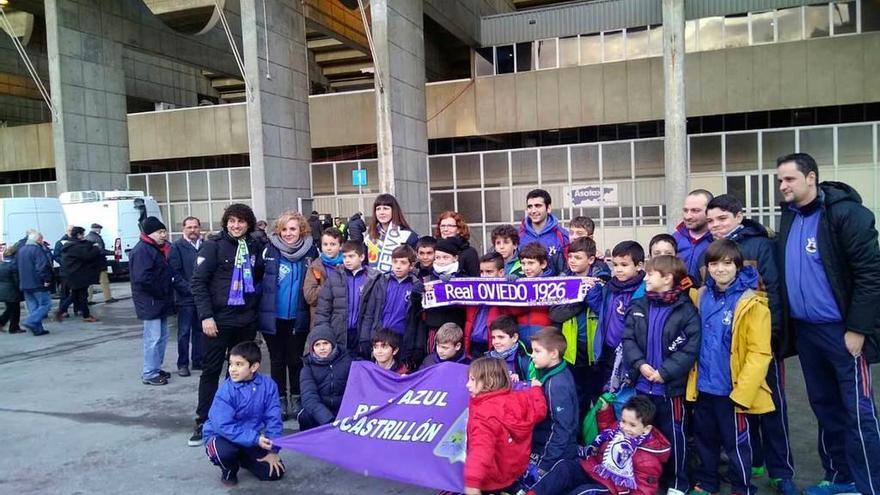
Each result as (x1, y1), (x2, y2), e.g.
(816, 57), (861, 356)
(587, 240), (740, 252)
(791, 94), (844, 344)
(59, 191), (163, 277)
(0, 197), (68, 251)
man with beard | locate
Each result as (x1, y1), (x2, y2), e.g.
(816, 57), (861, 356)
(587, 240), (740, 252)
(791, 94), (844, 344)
(672, 189), (714, 286)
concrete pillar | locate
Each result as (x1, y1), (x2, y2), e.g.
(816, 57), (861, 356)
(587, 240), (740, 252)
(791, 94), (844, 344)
(662, 0), (687, 228)
(371, 0), (430, 232)
(240, 0), (311, 221)
(45, 0), (129, 192)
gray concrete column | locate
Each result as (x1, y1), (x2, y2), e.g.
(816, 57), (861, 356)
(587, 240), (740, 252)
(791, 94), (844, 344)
(372, 0), (429, 232)
(662, 0), (687, 227)
(240, 0), (311, 221)
(45, 0), (129, 192)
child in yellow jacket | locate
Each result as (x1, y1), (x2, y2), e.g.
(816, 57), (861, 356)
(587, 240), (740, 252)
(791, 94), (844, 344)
(687, 239), (773, 495)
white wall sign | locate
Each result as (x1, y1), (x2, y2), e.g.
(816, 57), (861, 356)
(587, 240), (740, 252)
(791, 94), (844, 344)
(570, 183), (618, 207)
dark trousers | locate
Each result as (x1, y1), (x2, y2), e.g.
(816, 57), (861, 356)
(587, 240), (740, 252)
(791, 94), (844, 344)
(263, 319), (307, 397)
(296, 409), (321, 431)
(176, 305), (203, 368)
(531, 459), (608, 495)
(693, 393), (754, 494)
(795, 320), (880, 492)
(196, 323), (257, 423)
(748, 357), (795, 479)
(642, 394), (689, 492)
(574, 363), (604, 423)
(0, 301), (20, 330)
(59, 288), (89, 318)
(205, 435), (283, 481)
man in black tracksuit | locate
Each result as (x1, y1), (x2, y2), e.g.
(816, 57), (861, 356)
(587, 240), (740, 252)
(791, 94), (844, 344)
(189, 204), (265, 446)
(776, 153), (880, 495)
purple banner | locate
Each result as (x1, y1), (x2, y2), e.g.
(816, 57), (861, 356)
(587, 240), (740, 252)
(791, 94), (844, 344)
(422, 276), (591, 308)
(274, 361), (470, 492)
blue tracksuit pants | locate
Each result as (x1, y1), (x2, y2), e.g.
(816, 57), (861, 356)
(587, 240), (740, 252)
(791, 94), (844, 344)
(205, 435), (283, 481)
(642, 394), (689, 492)
(748, 357), (796, 479)
(693, 393), (755, 494)
(795, 320), (880, 494)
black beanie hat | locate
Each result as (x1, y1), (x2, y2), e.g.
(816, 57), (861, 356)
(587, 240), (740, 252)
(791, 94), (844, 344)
(142, 216), (167, 235)
(435, 238), (462, 257)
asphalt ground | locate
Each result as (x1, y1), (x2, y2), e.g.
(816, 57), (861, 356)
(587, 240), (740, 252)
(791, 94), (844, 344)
(0, 283), (876, 495)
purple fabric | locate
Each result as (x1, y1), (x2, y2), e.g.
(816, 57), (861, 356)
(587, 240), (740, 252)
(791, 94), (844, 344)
(636, 303), (673, 396)
(603, 273), (645, 348)
(424, 276), (589, 308)
(346, 270), (367, 331)
(274, 362), (470, 492)
(381, 277), (413, 334)
(471, 306), (490, 344)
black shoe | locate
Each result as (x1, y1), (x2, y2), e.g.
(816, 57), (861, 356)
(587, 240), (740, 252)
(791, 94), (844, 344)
(142, 375), (168, 386)
(177, 366), (190, 377)
(158, 370), (171, 379)
(31, 329), (50, 336)
(220, 469), (238, 487)
(188, 424), (203, 447)
(8, 327), (24, 334)
(289, 394), (302, 417)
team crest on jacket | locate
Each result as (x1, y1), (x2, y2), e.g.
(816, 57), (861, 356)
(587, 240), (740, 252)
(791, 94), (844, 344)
(722, 310), (733, 326)
(615, 300), (626, 316)
(278, 264), (291, 281)
(805, 237), (817, 254)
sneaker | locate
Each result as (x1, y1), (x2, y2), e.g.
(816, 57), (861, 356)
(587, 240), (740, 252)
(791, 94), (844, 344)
(689, 486), (717, 495)
(752, 466), (767, 478)
(289, 394), (302, 417)
(802, 481), (858, 495)
(31, 329), (50, 336)
(158, 370), (171, 379)
(142, 375), (168, 386)
(769, 478), (798, 495)
(188, 424), (203, 447)
(220, 469), (238, 487)
(82, 316), (99, 323)
(177, 366), (190, 377)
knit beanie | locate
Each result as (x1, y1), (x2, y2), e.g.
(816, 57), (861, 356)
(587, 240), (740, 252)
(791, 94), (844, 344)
(142, 216), (167, 235)
(435, 238), (462, 257)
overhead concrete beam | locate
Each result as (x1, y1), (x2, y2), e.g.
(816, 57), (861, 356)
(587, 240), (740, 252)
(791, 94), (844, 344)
(314, 48), (369, 64)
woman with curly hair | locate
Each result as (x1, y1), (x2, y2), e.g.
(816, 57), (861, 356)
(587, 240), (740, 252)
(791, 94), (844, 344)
(434, 210), (479, 277)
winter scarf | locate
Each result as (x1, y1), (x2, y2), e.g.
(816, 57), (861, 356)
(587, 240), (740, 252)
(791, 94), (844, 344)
(320, 252), (344, 267)
(310, 345), (340, 366)
(434, 262), (459, 276)
(604, 272), (646, 348)
(269, 234), (313, 263)
(227, 237), (255, 305)
(534, 360), (567, 385)
(590, 427), (651, 489)
(645, 278), (693, 304)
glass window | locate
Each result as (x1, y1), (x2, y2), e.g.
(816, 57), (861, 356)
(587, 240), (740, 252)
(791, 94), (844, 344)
(832, 0), (857, 35)
(726, 133), (759, 172)
(805, 4), (831, 38)
(511, 149), (539, 185)
(689, 135), (722, 173)
(46, 182), (57, 198)
(648, 25), (663, 57)
(559, 36), (579, 67)
(12, 185), (28, 198)
(726, 176), (747, 204)
(430, 193), (455, 219)
(496, 45), (515, 74)
(209, 170), (230, 199)
(148, 174), (168, 202)
(515, 42), (534, 72)
(474, 47), (494, 76)
(778, 7), (804, 42)
(429, 156), (453, 190)
(685, 19), (698, 52)
(838, 125), (873, 167)
(455, 154), (481, 188)
(602, 142), (632, 179)
(457, 191), (483, 223)
(483, 152), (510, 188)
(170, 204), (190, 227)
(698, 17), (724, 51)
(626, 26), (650, 59)
(724, 14), (749, 48)
(579, 33), (602, 65)
(603, 30), (624, 61)
(571, 144), (599, 182)
(188, 170), (208, 201)
(190, 202), (210, 231)
(762, 131), (796, 169)
(211, 201), (231, 227)
(799, 127), (834, 166)
(536, 39), (557, 69)
(484, 189), (511, 223)
(335, 162), (358, 194)
(634, 140), (664, 177)
(362, 160), (379, 193)
(230, 168), (251, 199)
(541, 147), (568, 184)
(29, 184), (45, 197)
(751, 11), (776, 44)
(169, 172), (188, 202)
(863, 0), (880, 32)
(0, 186), (11, 198)
(128, 175), (146, 193)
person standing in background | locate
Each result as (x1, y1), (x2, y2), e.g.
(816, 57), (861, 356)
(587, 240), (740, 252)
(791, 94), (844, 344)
(169, 216), (204, 377)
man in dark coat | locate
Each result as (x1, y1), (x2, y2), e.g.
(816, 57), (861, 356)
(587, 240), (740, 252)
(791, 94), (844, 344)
(169, 216), (204, 377)
(56, 227), (104, 323)
(189, 203), (265, 446)
(85, 223), (116, 304)
(17, 230), (53, 336)
(776, 153), (880, 495)
(308, 211), (322, 243)
(0, 244), (23, 333)
(130, 217), (174, 386)
(53, 226), (73, 312)
(348, 212), (366, 243)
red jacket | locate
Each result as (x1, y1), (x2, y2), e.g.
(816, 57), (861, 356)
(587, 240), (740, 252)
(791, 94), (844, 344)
(581, 407), (671, 495)
(464, 305), (516, 357)
(465, 386), (548, 491)
(513, 305), (553, 344)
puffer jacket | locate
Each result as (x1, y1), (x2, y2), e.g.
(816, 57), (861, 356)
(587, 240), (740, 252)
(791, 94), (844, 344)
(464, 386), (547, 491)
(0, 259), (20, 302)
(258, 241), (317, 335)
(202, 373), (283, 450)
(312, 265), (381, 351)
(60, 239), (104, 289)
(299, 326), (353, 426)
(302, 257), (338, 327)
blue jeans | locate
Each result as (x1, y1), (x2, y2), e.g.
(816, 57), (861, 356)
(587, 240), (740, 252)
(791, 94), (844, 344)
(143, 318), (169, 379)
(23, 289), (51, 332)
(176, 305), (202, 368)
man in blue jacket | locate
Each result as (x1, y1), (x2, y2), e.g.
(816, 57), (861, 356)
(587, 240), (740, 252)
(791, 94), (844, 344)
(672, 189), (714, 286)
(130, 217), (174, 386)
(17, 230), (53, 336)
(776, 153), (880, 495)
(169, 216), (203, 377)
(519, 189), (570, 258)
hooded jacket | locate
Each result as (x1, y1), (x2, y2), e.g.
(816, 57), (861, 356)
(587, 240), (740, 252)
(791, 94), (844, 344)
(312, 264), (381, 351)
(60, 239), (104, 289)
(202, 372), (283, 451)
(129, 234), (174, 321)
(587, 278), (647, 362)
(580, 405), (672, 495)
(519, 213), (570, 258)
(258, 240), (318, 335)
(464, 386), (547, 491)
(776, 182), (880, 363)
(531, 363), (580, 471)
(673, 222), (713, 286)
(359, 272), (425, 361)
(300, 325), (353, 426)
(687, 271), (774, 414)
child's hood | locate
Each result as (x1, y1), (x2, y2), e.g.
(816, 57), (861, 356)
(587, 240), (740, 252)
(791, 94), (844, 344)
(306, 324), (336, 351)
(472, 387), (547, 435)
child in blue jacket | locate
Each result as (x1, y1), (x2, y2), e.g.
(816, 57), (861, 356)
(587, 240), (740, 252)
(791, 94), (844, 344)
(203, 341), (285, 486)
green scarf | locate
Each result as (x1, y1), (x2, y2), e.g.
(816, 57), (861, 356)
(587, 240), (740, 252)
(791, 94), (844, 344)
(534, 360), (568, 385)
